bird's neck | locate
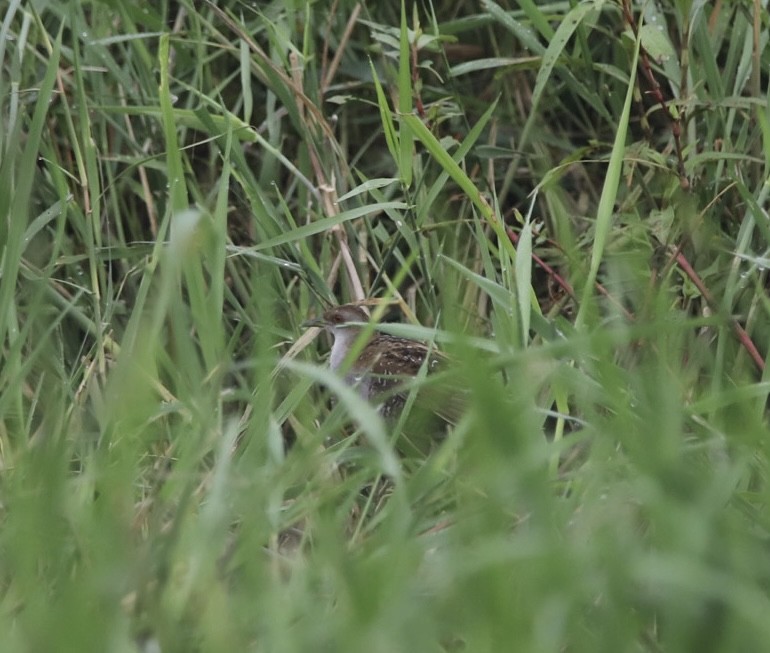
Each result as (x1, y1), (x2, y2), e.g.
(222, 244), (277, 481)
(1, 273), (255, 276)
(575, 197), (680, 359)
(328, 326), (367, 371)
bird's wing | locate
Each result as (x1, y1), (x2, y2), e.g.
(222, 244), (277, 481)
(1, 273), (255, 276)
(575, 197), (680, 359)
(364, 338), (464, 424)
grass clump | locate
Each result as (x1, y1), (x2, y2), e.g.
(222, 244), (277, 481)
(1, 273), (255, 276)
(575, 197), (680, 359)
(1, 1), (769, 651)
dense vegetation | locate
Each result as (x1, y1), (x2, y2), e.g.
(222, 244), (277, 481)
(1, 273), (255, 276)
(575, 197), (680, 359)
(2, 0), (769, 650)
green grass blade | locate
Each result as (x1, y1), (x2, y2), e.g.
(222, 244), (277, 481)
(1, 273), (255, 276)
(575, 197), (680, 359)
(575, 29), (641, 328)
(0, 29), (61, 351)
(397, 0), (413, 187)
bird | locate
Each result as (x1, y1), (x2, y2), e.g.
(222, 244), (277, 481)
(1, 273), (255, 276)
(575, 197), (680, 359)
(302, 304), (457, 425)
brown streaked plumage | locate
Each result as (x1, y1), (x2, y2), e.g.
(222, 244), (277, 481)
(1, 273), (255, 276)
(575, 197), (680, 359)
(303, 304), (453, 422)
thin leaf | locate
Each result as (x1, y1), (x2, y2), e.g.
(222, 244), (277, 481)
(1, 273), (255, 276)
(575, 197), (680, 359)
(576, 28), (641, 328)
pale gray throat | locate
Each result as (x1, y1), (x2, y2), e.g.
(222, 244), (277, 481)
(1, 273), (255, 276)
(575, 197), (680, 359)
(327, 325), (372, 398)
(328, 325), (364, 372)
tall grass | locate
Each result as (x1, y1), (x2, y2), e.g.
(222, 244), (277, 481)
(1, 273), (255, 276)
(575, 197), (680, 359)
(1, 1), (769, 651)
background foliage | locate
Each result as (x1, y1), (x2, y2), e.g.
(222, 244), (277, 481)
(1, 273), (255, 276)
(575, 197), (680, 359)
(1, 0), (770, 651)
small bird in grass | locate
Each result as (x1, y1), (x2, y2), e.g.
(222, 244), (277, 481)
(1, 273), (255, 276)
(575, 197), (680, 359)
(303, 304), (461, 427)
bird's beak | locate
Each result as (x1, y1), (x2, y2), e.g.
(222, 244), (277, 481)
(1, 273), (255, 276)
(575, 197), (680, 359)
(301, 316), (325, 329)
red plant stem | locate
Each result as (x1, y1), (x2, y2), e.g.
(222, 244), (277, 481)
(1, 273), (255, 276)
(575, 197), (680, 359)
(672, 248), (765, 372)
(506, 227), (634, 320)
(621, 0), (688, 186)
(508, 225), (765, 371)
(506, 227), (576, 302)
